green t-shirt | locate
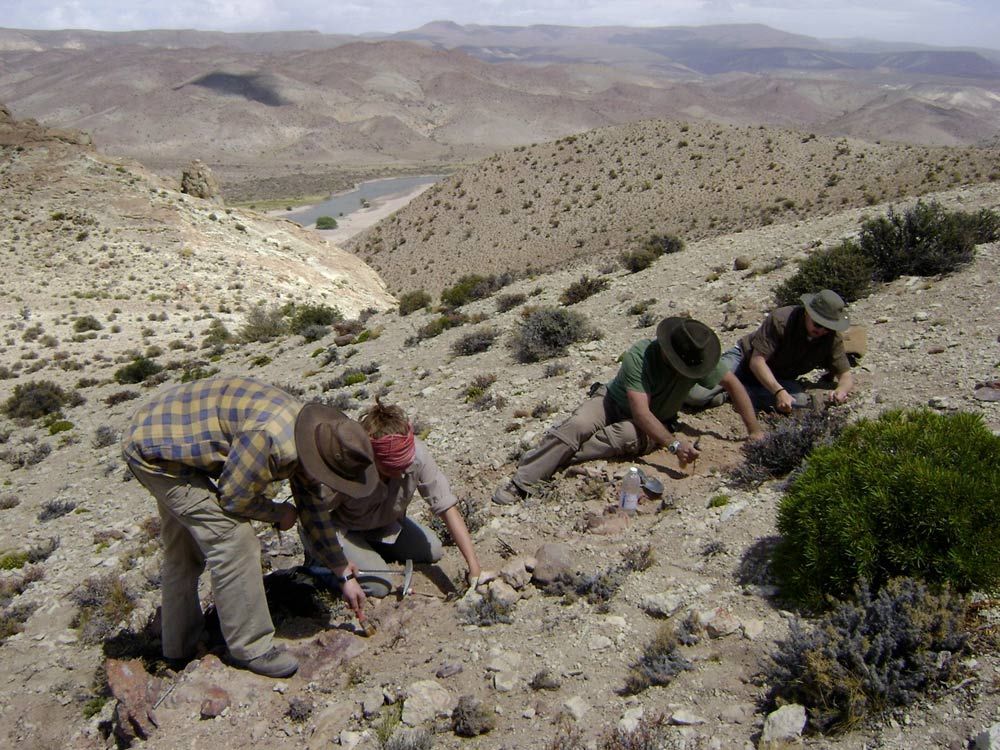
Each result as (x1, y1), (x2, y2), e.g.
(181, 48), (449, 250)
(606, 339), (726, 421)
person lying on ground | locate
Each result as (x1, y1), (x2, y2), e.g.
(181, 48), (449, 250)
(685, 289), (855, 414)
(493, 317), (763, 505)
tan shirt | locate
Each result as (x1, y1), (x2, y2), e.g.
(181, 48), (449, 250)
(738, 305), (850, 378)
(323, 439), (457, 532)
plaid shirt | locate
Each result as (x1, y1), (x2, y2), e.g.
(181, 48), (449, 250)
(123, 376), (347, 568)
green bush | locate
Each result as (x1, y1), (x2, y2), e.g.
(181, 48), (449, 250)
(413, 311), (468, 342)
(397, 290), (431, 316)
(510, 307), (597, 363)
(857, 201), (992, 282)
(767, 578), (968, 733)
(314, 215), (338, 229)
(773, 409), (1000, 608)
(559, 274), (609, 305)
(773, 240), (874, 307)
(286, 303), (342, 335)
(451, 328), (499, 356)
(621, 233), (685, 274)
(495, 293), (526, 313)
(621, 624), (692, 695)
(439, 272), (514, 309)
(239, 303), (287, 342)
(114, 356), (163, 385)
(73, 315), (104, 333)
(2, 380), (70, 419)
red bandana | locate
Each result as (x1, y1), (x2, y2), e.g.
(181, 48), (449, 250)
(370, 424), (416, 472)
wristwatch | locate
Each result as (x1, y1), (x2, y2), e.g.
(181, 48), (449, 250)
(668, 440), (681, 454)
(339, 572), (356, 583)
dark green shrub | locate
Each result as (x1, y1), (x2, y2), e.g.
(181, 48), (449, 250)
(774, 240), (874, 306)
(857, 201), (993, 282)
(286, 303), (342, 335)
(463, 373), (497, 402)
(767, 578), (968, 733)
(620, 247), (658, 273)
(397, 290), (431, 316)
(440, 272), (514, 309)
(731, 410), (846, 487)
(621, 624), (692, 695)
(510, 307), (597, 363)
(3, 380), (69, 419)
(559, 274), (609, 305)
(773, 409), (1000, 607)
(299, 324), (330, 342)
(114, 356), (163, 385)
(314, 215), (338, 229)
(621, 234), (685, 273)
(104, 389), (139, 406)
(239, 303), (287, 342)
(73, 315), (104, 333)
(451, 328), (499, 356)
(412, 311), (468, 342)
(495, 293), (526, 313)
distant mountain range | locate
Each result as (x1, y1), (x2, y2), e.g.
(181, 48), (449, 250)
(1, 22), (997, 195)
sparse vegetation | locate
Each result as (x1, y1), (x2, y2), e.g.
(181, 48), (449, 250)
(767, 578), (968, 733)
(114, 356), (163, 385)
(773, 239), (874, 307)
(70, 573), (136, 644)
(731, 409), (846, 487)
(621, 624), (692, 695)
(239, 303), (287, 342)
(510, 307), (598, 363)
(451, 327), (499, 356)
(461, 589), (516, 626)
(397, 290), (431, 316)
(495, 292), (526, 313)
(440, 272), (514, 309)
(38, 499), (76, 521)
(2, 380), (74, 420)
(559, 274), (609, 305)
(452, 695), (495, 737)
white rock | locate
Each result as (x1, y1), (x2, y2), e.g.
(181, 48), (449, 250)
(563, 696), (590, 721)
(974, 724), (1000, 750)
(588, 634), (613, 651)
(741, 619), (765, 640)
(338, 730), (364, 749)
(760, 704), (806, 745)
(669, 709), (706, 725)
(619, 706), (644, 733)
(641, 592), (685, 617)
(493, 671), (517, 692)
(401, 680), (455, 726)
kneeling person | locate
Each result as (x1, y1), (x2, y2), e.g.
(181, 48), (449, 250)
(305, 399), (483, 596)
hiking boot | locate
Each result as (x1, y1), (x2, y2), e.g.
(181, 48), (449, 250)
(492, 481), (527, 506)
(229, 647), (299, 678)
(706, 391), (727, 408)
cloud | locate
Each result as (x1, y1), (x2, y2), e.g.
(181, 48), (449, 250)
(1, 0), (996, 48)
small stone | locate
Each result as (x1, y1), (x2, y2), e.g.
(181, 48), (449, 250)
(486, 579), (520, 608)
(362, 689), (384, 718)
(435, 662), (463, 679)
(588, 635), (613, 651)
(531, 543), (574, 585)
(927, 346), (945, 354)
(641, 592), (685, 617)
(338, 730), (364, 750)
(901, 339), (916, 350)
(669, 709), (706, 725)
(199, 686), (231, 719)
(741, 619), (765, 640)
(272, 682), (288, 694)
(700, 607), (741, 638)
(974, 724), (1000, 750)
(760, 704), (806, 746)
(563, 696), (590, 721)
(493, 672), (517, 692)
(913, 311), (930, 321)
(401, 680), (455, 726)
(620, 706), (645, 732)
(500, 559), (531, 589)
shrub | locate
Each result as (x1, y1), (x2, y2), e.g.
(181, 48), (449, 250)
(510, 307), (597, 363)
(286, 303), (341, 335)
(621, 624), (692, 695)
(857, 201), (994, 282)
(70, 574), (136, 644)
(545, 564), (628, 611)
(239, 303), (287, 342)
(114, 356), (163, 385)
(298, 324), (330, 343)
(560, 274), (609, 305)
(92, 425), (118, 448)
(730, 409), (846, 487)
(314, 215), (337, 229)
(414, 311), (467, 342)
(452, 695), (495, 737)
(384, 728), (432, 750)
(644, 233), (685, 256)
(599, 713), (669, 750)
(774, 239), (875, 307)
(451, 328), (499, 356)
(440, 272), (514, 309)
(2, 380), (69, 419)
(621, 234), (684, 273)
(461, 589), (515, 626)
(0, 493), (19, 510)
(766, 578), (968, 733)
(73, 315), (104, 332)
(773, 409), (1000, 607)
(104, 389), (139, 406)
(463, 373), (497, 402)
(38, 499), (76, 521)
(397, 290), (431, 316)
(495, 293), (526, 313)
(427, 497), (488, 545)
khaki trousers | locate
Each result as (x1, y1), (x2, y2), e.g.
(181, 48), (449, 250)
(512, 387), (654, 490)
(127, 461), (273, 661)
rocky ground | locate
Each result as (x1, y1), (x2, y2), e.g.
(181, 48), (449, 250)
(1, 107), (999, 750)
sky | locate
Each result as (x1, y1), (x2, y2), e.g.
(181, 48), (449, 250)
(1, 0), (997, 50)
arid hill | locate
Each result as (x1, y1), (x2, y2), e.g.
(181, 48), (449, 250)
(347, 118), (1000, 295)
(1, 25), (998, 198)
(0, 104), (394, 375)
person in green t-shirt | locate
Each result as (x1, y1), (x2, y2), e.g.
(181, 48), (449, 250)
(493, 317), (763, 505)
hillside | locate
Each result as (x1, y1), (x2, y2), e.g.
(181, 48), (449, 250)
(0, 104), (394, 377)
(347, 118), (1000, 295)
(0, 120), (998, 748)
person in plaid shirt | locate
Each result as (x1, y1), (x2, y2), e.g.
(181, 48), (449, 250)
(123, 376), (378, 678)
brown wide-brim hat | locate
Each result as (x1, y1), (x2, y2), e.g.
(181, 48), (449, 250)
(294, 403), (379, 496)
(801, 289), (850, 332)
(656, 317), (721, 380)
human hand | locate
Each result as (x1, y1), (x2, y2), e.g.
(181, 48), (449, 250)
(341, 575), (367, 615)
(775, 389), (795, 414)
(676, 441), (700, 465)
(276, 503), (298, 531)
(466, 569), (496, 590)
(826, 388), (850, 405)
(748, 429), (767, 443)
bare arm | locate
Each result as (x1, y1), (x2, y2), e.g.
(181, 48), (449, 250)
(748, 352), (794, 414)
(440, 505), (481, 582)
(829, 369), (855, 404)
(720, 372), (764, 439)
(625, 389), (700, 464)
